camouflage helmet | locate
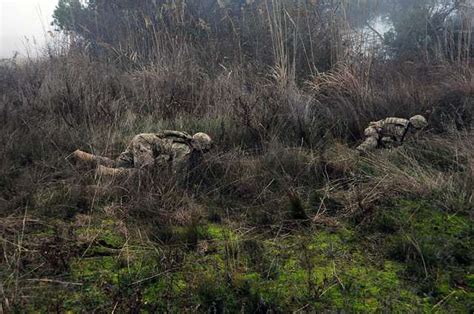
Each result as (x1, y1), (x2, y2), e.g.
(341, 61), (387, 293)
(409, 115), (428, 129)
(192, 132), (213, 151)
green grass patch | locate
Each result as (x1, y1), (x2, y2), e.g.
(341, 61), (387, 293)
(370, 198), (473, 312)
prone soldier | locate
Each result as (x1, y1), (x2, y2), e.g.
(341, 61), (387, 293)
(72, 130), (212, 176)
(356, 115), (428, 153)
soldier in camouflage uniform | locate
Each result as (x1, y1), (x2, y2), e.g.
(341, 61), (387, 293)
(72, 131), (212, 176)
(356, 115), (428, 153)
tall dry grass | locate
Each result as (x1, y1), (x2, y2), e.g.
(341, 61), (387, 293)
(1, 2), (473, 308)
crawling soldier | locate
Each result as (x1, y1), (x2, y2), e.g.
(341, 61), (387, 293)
(72, 131), (212, 176)
(356, 115), (428, 153)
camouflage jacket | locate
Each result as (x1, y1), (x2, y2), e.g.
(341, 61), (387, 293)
(367, 117), (410, 143)
(117, 131), (195, 169)
(153, 131), (194, 165)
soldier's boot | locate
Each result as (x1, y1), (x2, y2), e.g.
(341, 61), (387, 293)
(72, 150), (115, 167)
(72, 150), (95, 163)
(96, 165), (135, 178)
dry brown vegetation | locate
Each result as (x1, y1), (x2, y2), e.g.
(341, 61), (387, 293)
(0, 0), (473, 311)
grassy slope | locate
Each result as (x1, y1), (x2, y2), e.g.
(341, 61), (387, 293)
(2, 136), (472, 313)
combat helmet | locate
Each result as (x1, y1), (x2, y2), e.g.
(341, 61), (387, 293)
(409, 115), (428, 129)
(192, 132), (213, 151)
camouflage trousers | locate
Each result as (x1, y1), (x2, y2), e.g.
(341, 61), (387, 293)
(72, 134), (162, 173)
(356, 135), (402, 152)
(356, 135), (379, 152)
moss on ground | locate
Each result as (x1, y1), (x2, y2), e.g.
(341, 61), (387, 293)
(370, 198), (473, 312)
(5, 209), (474, 313)
(3, 196), (472, 312)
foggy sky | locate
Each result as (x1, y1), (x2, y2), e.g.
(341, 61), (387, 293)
(0, 0), (58, 58)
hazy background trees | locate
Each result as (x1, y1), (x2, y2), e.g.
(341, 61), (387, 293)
(51, 0), (472, 74)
